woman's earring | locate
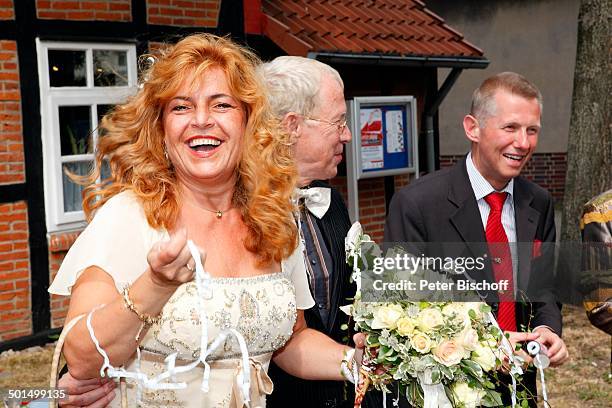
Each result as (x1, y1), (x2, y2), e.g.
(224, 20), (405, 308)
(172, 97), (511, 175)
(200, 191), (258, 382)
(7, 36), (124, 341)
(163, 145), (172, 168)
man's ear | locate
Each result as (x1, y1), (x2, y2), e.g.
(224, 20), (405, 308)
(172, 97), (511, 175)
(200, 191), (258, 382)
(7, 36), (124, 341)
(463, 114), (480, 143)
(281, 112), (301, 138)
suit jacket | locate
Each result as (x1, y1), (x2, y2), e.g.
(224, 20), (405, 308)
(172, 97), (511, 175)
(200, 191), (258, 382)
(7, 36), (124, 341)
(267, 181), (358, 408)
(385, 157), (562, 334)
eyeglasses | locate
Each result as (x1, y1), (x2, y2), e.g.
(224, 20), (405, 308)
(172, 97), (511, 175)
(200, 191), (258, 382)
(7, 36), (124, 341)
(302, 115), (348, 134)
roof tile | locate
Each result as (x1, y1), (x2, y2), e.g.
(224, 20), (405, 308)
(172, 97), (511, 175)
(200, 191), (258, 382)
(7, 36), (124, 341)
(261, 0), (484, 59)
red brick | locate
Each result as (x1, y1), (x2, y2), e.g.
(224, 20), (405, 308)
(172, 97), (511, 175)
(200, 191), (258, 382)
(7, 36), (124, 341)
(0, 112), (19, 121)
(0, 41), (16, 51)
(0, 270), (28, 280)
(13, 259), (28, 268)
(0, 310), (28, 320)
(0, 232), (27, 241)
(94, 11), (124, 20)
(0, 51), (15, 61)
(51, 1), (81, 10)
(8, 164), (24, 172)
(0, 10), (13, 20)
(0, 281), (14, 291)
(37, 10), (68, 19)
(15, 299), (28, 309)
(37, 1), (52, 7)
(0, 213), (25, 225)
(108, 2), (130, 11)
(0, 250), (27, 261)
(148, 15), (171, 25)
(66, 11), (95, 19)
(172, 0), (195, 7)
(11, 222), (27, 231)
(13, 282), (28, 291)
(158, 7), (182, 16)
(81, 1), (108, 10)
(184, 9), (206, 18)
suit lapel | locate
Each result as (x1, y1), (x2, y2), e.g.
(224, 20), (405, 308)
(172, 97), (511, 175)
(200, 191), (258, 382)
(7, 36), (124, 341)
(513, 178), (540, 289)
(447, 160), (493, 283)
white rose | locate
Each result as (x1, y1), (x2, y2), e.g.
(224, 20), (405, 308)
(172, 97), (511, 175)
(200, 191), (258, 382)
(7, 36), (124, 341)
(396, 317), (417, 336)
(410, 331), (433, 354)
(472, 341), (497, 372)
(464, 302), (484, 320)
(371, 304), (404, 330)
(432, 339), (466, 367)
(452, 382), (485, 408)
(416, 308), (444, 332)
(456, 327), (479, 351)
(442, 303), (470, 328)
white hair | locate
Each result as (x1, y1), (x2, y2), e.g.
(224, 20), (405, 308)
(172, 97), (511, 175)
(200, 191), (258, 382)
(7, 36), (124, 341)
(258, 56), (343, 118)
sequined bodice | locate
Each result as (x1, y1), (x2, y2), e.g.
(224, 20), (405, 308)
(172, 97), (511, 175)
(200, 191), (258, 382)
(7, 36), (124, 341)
(141, 272), (298, 362)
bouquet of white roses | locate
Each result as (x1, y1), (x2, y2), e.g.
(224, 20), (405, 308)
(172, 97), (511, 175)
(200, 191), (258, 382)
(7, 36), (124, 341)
(343, 223), (522, 408)
(348, 300), (504, 407)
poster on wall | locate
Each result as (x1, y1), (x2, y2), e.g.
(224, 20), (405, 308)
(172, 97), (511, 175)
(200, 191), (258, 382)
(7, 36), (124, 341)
(359, 108), (384, 170)
(356, 104), (412, 173)
(385, 109), (405, 154)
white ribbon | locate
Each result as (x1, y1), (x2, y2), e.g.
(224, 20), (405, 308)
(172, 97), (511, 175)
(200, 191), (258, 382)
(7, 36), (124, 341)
(296, 187), (331, 219)
(418, 369), (453, 408)
(84, 240), (252, 405)
(487, 312), (523, 408)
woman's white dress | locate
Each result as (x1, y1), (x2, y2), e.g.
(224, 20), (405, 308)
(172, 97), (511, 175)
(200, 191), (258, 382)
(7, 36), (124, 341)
(49, 191), (315, 407)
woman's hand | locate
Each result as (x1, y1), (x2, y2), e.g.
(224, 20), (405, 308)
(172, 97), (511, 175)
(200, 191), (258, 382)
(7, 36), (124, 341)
(146, 228), (206, 288)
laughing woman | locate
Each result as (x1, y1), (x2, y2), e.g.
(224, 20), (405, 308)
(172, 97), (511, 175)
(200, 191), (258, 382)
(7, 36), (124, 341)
(49, 34), (355, 407)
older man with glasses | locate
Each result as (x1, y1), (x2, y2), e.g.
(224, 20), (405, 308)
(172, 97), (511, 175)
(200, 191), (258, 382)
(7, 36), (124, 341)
(261, 56), (367, 408)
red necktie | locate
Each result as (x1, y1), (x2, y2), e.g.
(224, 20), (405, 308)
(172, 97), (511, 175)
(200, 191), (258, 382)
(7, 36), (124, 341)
(484, 192), (516, 332)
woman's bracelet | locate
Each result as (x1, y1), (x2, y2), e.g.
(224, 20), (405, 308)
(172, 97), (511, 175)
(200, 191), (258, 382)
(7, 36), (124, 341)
(122, 284), (162, 327)
(340, 348), (358, 384)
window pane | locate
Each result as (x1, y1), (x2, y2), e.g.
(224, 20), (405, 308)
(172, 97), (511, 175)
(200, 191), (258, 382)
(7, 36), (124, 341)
(62, 161), (92, 212)
(96, 104), (114, 138)
(48, 50), (86, 87)
(93, 50), (128, 87)
(101, 160), (111, 180)
(59, 106), (92, 156)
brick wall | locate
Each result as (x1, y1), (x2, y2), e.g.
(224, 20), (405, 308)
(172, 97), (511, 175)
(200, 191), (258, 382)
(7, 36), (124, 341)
(0, 41), (24, 185)
(48, 231), (81, 328)
(440, 153), (568, 201)
(0, 0), (14, 20)
(36, 0), (131, 21)
(0, 201), (31, 341)
(147, 0), (220, 27)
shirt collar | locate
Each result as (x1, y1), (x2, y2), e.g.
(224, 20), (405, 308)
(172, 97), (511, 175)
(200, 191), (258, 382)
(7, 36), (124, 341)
(466, 152), (514, 201)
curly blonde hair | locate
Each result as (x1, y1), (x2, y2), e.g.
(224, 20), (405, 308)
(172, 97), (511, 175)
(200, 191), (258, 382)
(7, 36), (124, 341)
(81, 34), (298, 266)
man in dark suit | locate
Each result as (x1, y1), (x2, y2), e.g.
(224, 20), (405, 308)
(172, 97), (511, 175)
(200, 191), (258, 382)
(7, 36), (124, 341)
(385, 72), (568, 404)
(261, 56), (361, 408)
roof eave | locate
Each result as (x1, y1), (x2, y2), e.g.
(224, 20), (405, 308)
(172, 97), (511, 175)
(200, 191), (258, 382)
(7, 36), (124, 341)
(307, 51), (490, 69)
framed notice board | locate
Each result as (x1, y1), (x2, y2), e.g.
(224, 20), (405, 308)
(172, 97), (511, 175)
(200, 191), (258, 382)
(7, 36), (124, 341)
(346, 96), (419, 221)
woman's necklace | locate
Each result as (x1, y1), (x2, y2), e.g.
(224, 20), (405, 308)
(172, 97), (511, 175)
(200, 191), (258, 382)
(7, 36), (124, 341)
(201, 205), (233, 219)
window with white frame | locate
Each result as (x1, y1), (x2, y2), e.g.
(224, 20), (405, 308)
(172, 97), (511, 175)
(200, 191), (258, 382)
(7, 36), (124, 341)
(36, 40), (138, 233)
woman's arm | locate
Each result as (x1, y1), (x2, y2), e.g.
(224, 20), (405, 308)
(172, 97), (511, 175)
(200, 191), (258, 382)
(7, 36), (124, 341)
(271, 310), (350, 381)
(63, 230), (200, 379)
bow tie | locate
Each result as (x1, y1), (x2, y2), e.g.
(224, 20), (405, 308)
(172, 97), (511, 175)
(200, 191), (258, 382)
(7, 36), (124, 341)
(296, 187), (331, 219)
